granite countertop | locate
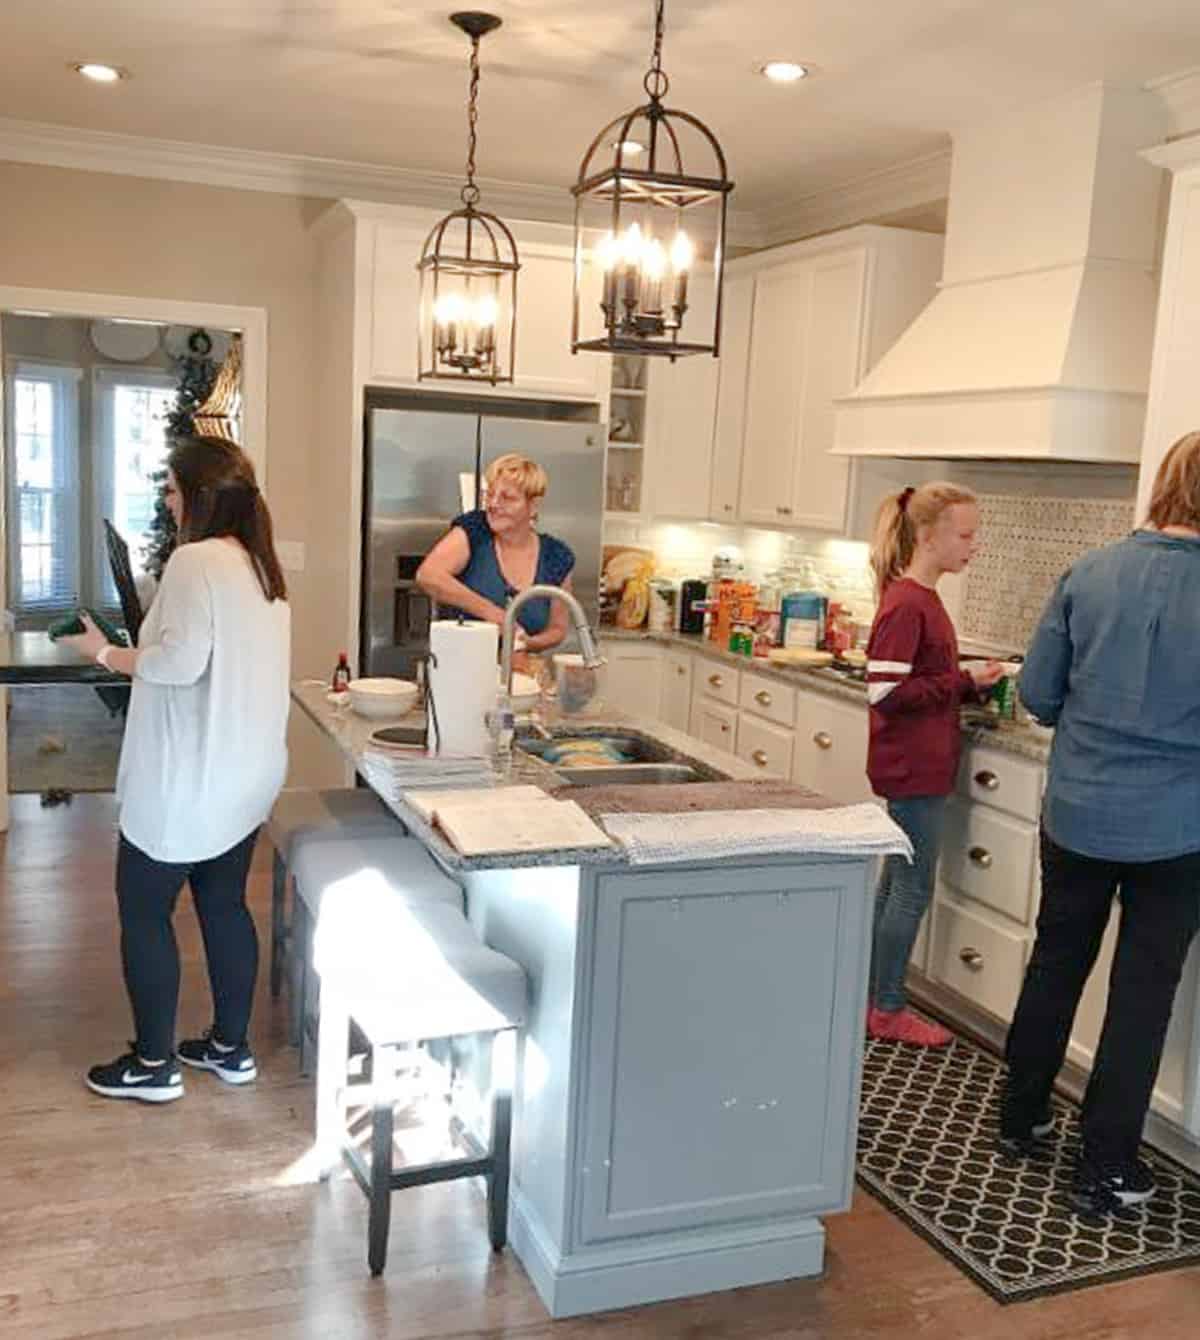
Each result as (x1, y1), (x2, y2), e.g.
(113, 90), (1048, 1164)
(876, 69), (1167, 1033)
(290, 679), (777, 872)
(600, 627), (1053, 765)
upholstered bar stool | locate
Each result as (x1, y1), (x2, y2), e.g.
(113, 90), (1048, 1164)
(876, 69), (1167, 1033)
(265, 788), (402, 1005)
(288, 834), (464, 1073)
(312, 884), (528, 1276)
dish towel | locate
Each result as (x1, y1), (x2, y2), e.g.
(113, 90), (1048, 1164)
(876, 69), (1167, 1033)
(600, 804), (913, 866)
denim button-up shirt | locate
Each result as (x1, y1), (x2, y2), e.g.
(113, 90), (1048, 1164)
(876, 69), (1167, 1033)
(1019, 530), (1200, 862)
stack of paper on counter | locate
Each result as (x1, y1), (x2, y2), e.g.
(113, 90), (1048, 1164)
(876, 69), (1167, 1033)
(360, 750), (494, 805)
(401, 785), (612, 857)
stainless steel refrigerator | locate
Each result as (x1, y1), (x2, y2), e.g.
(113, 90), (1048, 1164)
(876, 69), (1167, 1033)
(361, 402), (604, 678)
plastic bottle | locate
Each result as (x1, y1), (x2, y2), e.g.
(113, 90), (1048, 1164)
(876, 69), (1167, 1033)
(330, 651), (351, 694)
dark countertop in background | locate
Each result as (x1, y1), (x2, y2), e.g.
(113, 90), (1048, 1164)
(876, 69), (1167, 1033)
(600, 627), (1052, 765)
(0, 632), (126, 686)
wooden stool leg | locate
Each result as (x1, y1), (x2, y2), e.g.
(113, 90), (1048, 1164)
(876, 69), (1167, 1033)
(367, 1042), (399, 1277)
(487, 1032), (515, 1251)
(270, 850), (288, 998)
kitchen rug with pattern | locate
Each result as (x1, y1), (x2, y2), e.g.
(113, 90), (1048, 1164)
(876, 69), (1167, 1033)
(856, 1028), (1200, 1302)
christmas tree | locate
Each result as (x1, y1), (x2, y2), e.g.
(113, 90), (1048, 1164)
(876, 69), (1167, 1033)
(141, 330), (219, 579)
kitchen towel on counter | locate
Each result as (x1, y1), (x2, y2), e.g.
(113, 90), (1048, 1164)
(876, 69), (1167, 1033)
(600, 804), (912, 866)
(427, 619), (498, 757)
(557, 778), (840, 817)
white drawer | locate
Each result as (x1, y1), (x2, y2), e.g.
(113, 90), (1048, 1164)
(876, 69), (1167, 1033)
(941, 798), (1037, 926)
(738, 671), (796, 728)
(694, 656), (740, 708)
(688, 697), (738, 757)
(957, 744), (1043, 823)
(736, 713), (794, 778)
(930, 892), (1029, 1022)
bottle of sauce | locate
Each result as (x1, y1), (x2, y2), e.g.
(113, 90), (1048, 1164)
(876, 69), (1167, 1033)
(331, 651), (351, 695)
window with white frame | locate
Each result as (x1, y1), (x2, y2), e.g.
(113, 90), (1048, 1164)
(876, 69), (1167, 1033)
(92, 368), (176, 606)
(4, 362), (82, 614)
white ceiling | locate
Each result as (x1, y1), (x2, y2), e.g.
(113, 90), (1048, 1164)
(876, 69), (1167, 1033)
(3, 1), (1200, 216)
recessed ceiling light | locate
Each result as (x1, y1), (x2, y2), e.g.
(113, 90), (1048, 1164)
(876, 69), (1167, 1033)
(609, 139), (646, 156)
(760, 61), (810, 84)
(71, 62), (126, 83)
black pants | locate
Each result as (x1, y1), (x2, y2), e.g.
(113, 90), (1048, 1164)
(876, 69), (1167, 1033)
(1003, 829), (1200, 1166)
(116, 829), (260, 1061)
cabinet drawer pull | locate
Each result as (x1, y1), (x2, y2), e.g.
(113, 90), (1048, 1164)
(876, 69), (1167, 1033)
(708, 673), (723, 688)
(974, 770), (1000, 791)
(676, 665), (687, 676)
(720, 723), (730, 734)
(776, 505), (793, 516)
(754, 690), (772, 707)
(813, 731), (833, 750)
(723, 503), (733, 512)
(969, 846), (993, 869)
(959, 947), (985, 971)
(752, 749), (769, 767)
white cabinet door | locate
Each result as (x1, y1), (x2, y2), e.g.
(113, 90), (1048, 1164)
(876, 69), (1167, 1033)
(688, 697), (738, 757)
(790, 248), (866, 532)
(709, 271), (753, 523)
(515, 243), (610, 401)
(660, 650), (694, 733)
(598, 644), (663, 719)
(369, 222), (424, 383)
(791, 690), (873, 806)
(739, 261), (810, 528)
(646, 275), (719, 520)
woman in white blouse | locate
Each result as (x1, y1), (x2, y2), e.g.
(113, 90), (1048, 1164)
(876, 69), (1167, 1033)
(65, 436), (290, 1103)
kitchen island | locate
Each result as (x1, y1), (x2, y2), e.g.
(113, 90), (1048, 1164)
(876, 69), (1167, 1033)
(292, 681), (900, 1317)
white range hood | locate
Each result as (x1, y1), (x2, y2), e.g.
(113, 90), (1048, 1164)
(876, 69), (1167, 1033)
(835, 85), (1166, 462)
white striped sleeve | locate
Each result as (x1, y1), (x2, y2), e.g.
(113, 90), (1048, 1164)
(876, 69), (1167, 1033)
(866, 658), (913, 705)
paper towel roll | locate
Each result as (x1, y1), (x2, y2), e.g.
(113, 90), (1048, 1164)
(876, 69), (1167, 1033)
(428, 620), (499, 757)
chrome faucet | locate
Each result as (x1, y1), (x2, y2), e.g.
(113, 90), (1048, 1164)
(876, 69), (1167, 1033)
(499, 584), (604, 702)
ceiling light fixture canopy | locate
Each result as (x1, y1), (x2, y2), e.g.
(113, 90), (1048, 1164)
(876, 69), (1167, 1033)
(417, 11), (518, 385)
(570, 0), (733, 361)
(72, 61), (125, 83)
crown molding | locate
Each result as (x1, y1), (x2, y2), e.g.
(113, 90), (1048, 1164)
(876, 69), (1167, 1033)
(1141, 130), (1200, 173)
(757, 148), (952, 249)
(1145, 66), (1200, 139)
(0, 116), (768, 248)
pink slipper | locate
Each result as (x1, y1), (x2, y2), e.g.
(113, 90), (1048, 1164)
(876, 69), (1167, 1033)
(868, 1007), (953, 1048)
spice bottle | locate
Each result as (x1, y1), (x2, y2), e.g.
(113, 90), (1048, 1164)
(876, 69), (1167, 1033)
(331, 651), (351, 694)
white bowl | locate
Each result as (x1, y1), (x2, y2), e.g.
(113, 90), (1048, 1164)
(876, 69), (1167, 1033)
(346, 677), (419, 719)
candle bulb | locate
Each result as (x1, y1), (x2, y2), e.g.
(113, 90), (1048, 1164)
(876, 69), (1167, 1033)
(670, 231), (693, 326)
(474, 295), (498, 357)
(621, 223), (644, 324)
(640, 237), (666, 316)
(434, 293), (464, 357)
(597, 231), (619, 327)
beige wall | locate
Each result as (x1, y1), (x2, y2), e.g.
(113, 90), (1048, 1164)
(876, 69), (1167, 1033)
(0, 160), (339, 784)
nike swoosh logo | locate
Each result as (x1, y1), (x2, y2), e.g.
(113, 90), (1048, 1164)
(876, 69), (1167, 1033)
(122, 1069), (157, 1084)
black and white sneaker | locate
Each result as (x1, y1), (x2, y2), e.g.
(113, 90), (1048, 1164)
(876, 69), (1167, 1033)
(86, 1047), (183, 1103)
(178, 1029), (257, 1085)
(1070, 1156), (1156, 1213)
(997, 1108), (1057, 1157)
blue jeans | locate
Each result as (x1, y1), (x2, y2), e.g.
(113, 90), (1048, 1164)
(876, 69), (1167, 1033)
(871, 796), (946, 1012)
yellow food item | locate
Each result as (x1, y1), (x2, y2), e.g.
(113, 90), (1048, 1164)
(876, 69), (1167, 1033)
(616, 567), (652, 629)
(766, 648), (835, 667)
(604, 549), (654, 590)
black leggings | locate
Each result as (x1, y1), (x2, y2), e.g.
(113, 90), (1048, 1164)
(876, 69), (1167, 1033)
(116, 829), (260, 1061)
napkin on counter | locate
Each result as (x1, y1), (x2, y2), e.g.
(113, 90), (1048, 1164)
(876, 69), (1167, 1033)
(599, 803), (912, 866)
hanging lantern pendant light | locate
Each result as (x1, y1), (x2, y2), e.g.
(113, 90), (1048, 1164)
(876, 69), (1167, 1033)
(417, 12), (519, 384)
(571, 0), (733, 361)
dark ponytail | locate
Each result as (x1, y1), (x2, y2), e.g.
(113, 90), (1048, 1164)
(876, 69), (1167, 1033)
(168, 436), (287, 602)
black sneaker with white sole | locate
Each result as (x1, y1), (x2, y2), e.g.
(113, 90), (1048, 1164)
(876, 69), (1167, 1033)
(86, 1047), (183, 1103)
(1070, 1156), (1156, 1214)
(996, 1108), (1057, 1158)
(178, 1029), (257, 1085)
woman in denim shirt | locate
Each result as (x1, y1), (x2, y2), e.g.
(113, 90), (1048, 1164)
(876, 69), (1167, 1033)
(1001, 430), (1200, 1215)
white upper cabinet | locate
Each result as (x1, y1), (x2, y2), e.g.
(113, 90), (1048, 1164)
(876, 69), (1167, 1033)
(708, 271), (754, 523)
(644, 272), (720, 520)
(346, 204), (609, 401)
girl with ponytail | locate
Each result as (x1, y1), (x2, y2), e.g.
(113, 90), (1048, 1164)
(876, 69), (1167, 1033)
(865, 482), (1003, 1046)
(64, 436), (290, 1102)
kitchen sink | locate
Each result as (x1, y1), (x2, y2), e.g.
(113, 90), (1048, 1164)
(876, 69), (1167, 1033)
(515, 730), (723, 786)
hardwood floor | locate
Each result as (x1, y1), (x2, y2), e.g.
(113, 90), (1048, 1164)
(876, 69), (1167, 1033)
(2, 793), (1198, 1339)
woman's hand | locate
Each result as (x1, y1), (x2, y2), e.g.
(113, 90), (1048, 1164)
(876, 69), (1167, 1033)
(60, 613), (110, 663)
(966, 659), (1005, 691)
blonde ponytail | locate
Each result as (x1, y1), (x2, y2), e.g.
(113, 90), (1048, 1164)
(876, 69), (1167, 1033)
(870, 480), (977, 597)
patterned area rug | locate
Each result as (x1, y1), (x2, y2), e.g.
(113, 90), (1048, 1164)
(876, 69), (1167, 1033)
(7, 686), (124, 794)
(856, 1028), (1200, 1302)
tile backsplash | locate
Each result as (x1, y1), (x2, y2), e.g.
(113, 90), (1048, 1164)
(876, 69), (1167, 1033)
(960, 493), (1135, 649)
